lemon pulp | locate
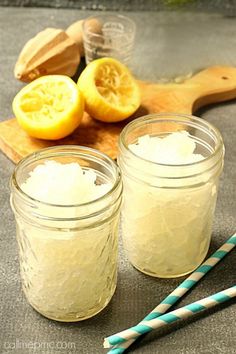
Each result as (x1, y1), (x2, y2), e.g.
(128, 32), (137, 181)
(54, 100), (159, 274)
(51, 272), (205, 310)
(13, 75), (84, 140)
(78, 57), (141, 122)
(95, 63), (135, 106)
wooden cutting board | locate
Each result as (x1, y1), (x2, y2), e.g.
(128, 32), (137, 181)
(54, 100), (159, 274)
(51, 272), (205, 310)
(1, 66), (236, 164)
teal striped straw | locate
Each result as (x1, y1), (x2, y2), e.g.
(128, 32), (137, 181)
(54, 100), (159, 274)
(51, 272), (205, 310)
(104, 233), (236, 352)
(104, 285), (236, 349)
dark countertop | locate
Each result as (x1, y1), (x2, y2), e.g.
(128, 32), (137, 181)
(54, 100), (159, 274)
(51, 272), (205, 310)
(0, 7), (235, 354)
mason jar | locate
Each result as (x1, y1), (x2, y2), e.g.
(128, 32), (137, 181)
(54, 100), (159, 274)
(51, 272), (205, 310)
(10, 146), (122, 321)
(118, 114), (224, 278)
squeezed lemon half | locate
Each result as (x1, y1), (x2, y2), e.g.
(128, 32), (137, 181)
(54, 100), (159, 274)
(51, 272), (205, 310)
(12, 75), (84, 140)
(77, 57), (141, 122)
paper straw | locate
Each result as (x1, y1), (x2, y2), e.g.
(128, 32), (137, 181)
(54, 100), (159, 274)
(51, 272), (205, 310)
(104, 285), (236, 349)
(104, 233), (236, 351)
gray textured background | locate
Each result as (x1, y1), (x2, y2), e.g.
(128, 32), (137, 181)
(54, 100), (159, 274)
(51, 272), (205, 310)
(1, 0), (236, 15)
(0, 6), (236, 354)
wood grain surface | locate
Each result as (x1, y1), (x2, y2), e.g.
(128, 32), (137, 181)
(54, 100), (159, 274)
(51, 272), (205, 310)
(1, 66), (236, 163)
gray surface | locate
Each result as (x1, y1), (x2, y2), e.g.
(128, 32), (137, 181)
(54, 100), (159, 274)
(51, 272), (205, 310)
(1, 0), (236, 17)
(0, 7), (236, 354)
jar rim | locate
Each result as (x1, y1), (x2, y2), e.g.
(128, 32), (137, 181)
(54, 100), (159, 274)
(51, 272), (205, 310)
(11, 145), (122, 209)
(119, 113), (224, 168)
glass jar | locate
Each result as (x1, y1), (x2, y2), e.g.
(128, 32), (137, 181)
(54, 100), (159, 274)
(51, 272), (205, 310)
(82, 14), (136, 65)
(118, 114), (224, 278)
(10, 146), (122, 321)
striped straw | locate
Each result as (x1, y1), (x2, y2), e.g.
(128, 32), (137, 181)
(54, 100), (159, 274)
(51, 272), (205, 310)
(104, 233), (236, 351)
(104, 285), (236, 349)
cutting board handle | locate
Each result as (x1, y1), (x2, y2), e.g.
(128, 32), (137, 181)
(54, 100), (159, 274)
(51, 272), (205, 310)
(188, 66), (236, 111)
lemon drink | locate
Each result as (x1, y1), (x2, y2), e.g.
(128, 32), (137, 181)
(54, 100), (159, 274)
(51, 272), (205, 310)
(118, 115), (224, 278)
(10, 147), (122, 321)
